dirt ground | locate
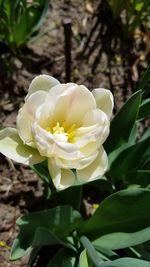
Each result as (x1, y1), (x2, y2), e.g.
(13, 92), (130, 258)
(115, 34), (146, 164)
(0, 1), (149, 266)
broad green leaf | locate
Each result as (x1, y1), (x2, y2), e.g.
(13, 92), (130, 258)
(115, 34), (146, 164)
(138, 98), (150, 119)
(108, 123), (137, 169)
(124, 170), (150, 188)
(57, 186), (82, 211)
(32, 161), (51, 184)
(101, 257), (150, 267)
(79, 249), (91, 267)
(80, 236), (103, 267)
(32, 161), (52, 199)
(0, 127), (45, 165)
(110, 136), (150, 183)
(104, 91), (141, 153)
(13, 12), (28, 46)
(47, 247), (76, 267)
(11, 205), (82, 260)
(93, 227), (150, 250)
(32, 227), (74, 249)
(77, 189), (150, 244)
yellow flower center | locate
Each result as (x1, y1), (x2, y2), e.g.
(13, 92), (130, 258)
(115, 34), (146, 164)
(46, 122), (76, 143)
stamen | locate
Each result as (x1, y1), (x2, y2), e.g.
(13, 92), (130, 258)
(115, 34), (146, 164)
(46, 122), (76, 143)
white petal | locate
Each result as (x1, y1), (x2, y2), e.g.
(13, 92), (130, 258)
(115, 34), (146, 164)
(26, 75), (60, 99)
(92, 88), (114, 119)
(49, 83), (96, 125)
(17, 91), (47, 147)
(77, 147), (108, 182)
(65, 85), (96, 125)
(55, 151), (98, 170)
(35, 102), (54, 129)
(33, 124), (82, 160)
(48, 158), (75, 190)
(0, 128), (45, 165)
(75, 109), (110, 147)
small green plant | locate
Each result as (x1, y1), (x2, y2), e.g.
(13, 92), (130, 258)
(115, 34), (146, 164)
(108, 0), (150, 33)
(0, 0), (49, 52)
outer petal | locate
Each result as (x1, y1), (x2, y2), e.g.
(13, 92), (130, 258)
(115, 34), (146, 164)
(17, 91), (47, 147)
(54, 150), (98, 170)
(0, 128), (45, 165)
(75, 109), (110, 147)
(92, 88), (114, 119)
(48, 158), (75, 190)
(26, 75), (60, 99)
(77, 147), (108, 182)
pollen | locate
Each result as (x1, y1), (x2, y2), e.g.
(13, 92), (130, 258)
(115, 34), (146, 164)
(52, 122), (65, 134)
(46, 122), (76, 143)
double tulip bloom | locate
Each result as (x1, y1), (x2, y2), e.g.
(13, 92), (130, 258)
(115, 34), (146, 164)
(0, 75), (113, 190)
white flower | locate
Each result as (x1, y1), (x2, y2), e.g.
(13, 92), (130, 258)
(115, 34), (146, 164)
(0, 75), (114, 190)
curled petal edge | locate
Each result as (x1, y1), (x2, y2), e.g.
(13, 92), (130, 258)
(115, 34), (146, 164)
(92, 88), (114, 119)
(26, 74), (60, 100)
(76, 147), (108, 182)
(0, 128), (45, 165)
(48, 158), (76, 190)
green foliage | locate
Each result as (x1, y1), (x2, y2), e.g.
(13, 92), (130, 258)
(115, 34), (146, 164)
(101, 257), (150, 267)
(0, 0), (49, 52)
(11, 206), (82, 260)
(79, 250), (150, 267)
(78, 189), (150, 241)
(47, 248), (76, 267)
(110, 135), (150, 185)
(104, 90), (141, 153)
(107, 0), (150, 34)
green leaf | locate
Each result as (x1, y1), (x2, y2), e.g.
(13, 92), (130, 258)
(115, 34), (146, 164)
(80, 236), (103, 267)
(135, 2), (144, 11)
(138, 98), (150, 119)
(32, 161), (53, 199)
(29, 0), (49, 33)
(104, 91), (141, 153)
(110, 136), (150, 183)
(101, 257), (150, 267)
(108, 123), (138, 169)
(0, 127), (45, 165)
(79, 249), (92, 267)
(32, 227), (74, 249)
(93, 227), (150, 250)
(11, 205), (82, 260)
(77, 188), (150, 244)
(124, 170), (150, 188)
(47, 247), (76, 267)
(57, 186), (82, 211)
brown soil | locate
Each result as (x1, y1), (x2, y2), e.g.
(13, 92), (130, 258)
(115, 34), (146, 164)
(0, 1), (149, 266)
